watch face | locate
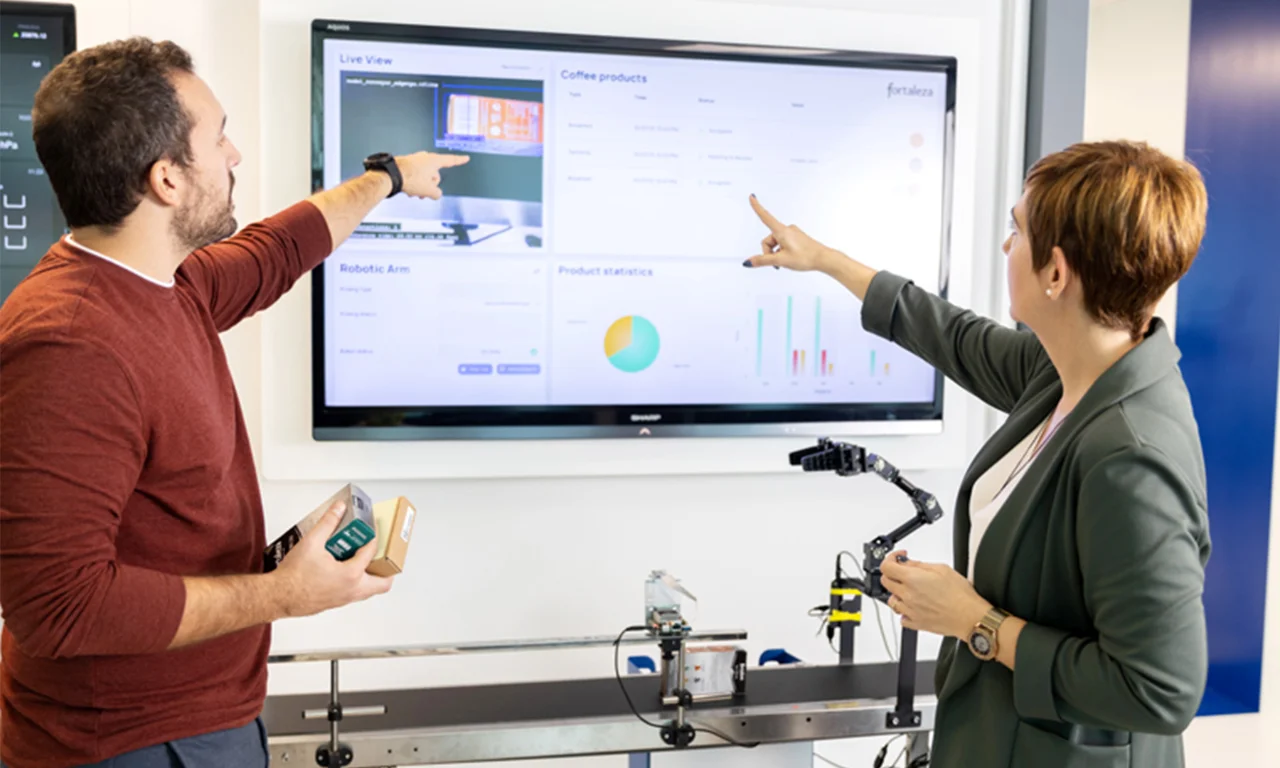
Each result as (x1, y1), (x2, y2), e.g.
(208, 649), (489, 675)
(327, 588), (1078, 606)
(971, 633), (991, 656)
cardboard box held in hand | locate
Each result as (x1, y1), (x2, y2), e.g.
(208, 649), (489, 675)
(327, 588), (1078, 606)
(263, 483), (416, 576)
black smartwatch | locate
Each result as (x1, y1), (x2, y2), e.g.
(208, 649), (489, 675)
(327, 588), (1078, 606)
(363, 152), (402, 197)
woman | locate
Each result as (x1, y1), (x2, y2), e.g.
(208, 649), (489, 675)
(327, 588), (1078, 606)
(745, 140), (1210, 768)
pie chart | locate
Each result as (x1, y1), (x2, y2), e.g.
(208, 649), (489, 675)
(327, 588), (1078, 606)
(604, 315), (660, 373)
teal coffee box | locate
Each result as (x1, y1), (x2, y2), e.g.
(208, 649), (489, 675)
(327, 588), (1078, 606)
(263, 484), (376, 572)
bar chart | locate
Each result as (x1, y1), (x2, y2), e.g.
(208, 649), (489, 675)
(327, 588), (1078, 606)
(868, 349), (890, 379)
(754, 293), (837, 380)
(733, 287), (936, 404)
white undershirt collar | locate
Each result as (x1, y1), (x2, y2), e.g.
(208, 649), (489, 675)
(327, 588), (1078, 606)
(64, 235), (176, 288)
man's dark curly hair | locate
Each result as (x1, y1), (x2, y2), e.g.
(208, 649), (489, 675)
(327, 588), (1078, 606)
(32, 37), (195, 229)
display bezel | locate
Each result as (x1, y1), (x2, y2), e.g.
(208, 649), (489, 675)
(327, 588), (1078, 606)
(310, 18), (956, 441)
(0, 2), (77, 304)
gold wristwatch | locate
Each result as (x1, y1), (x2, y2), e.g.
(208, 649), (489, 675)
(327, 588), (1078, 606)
(966, 607), (1008, 661)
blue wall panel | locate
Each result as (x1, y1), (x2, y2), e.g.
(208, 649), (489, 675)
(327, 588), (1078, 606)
(1179, 0), (1280, 716)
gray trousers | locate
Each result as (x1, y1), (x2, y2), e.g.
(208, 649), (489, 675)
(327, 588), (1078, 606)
(2, 717), (268, 768)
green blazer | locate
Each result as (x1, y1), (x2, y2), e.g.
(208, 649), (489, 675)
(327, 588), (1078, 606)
(862, 272), (1211, 768)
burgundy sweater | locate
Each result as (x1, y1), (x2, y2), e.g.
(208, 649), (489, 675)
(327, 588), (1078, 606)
(0, 202), (331, 768)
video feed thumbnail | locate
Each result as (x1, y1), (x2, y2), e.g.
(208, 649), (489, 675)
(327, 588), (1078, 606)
(439, 92), (543, 157)
(339, 72), (544, 248)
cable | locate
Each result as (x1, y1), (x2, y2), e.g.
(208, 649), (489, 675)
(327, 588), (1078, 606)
(838, 550), (860, 579)
(687, 719), (760, 749)
(870, 594), (899, 661)
(891, 739), (911, 768)
(612, 625), (760, 749)
(810, 604), (831, 638)
(810, 604), (841, 654)
(891, 735), (932, 768)
(835, 551), (897, 661)
(812, 735), (923, 768)
(613, 625), (666, 731)
(872, 734), (905, 768)
(813, 750), (853, 768)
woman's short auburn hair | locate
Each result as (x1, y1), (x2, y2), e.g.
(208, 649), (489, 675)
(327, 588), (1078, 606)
(1024, 140), (1207, 340)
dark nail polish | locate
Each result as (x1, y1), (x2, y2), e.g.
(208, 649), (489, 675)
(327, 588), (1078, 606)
(774, 265), (780, 270)
(742, 259), (753, 268)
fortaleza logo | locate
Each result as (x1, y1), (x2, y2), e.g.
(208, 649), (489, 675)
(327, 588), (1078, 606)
(887, 82), (934, 99)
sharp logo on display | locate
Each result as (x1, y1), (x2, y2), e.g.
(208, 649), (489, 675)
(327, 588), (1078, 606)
(630, 413), (662, 423)
(886, 82), (934, 98)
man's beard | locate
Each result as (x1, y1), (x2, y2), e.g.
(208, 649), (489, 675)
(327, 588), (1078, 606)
(172, 171), (237, 251)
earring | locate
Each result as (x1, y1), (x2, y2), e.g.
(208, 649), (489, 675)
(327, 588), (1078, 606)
(1045, 289), (1053, 298)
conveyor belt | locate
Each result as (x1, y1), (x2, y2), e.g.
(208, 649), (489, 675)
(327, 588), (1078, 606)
(264, 662), (937, 766)
(265, 661), (936, 734)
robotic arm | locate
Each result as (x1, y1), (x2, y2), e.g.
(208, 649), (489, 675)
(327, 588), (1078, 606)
(790, 438), (943, 602)
(790, 438), (944, 738)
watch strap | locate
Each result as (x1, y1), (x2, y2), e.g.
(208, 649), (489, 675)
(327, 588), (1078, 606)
(968, 607), (1008, 661)
(363, 153), (403, 197)
(980, 607), (1009, 633)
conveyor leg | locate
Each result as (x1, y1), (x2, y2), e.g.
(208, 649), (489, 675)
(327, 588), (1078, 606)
(315, 659), (353, 767)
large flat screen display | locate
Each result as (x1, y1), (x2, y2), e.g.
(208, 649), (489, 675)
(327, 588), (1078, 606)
(0, 2), (75, 305)
(311, 19), (956, 439)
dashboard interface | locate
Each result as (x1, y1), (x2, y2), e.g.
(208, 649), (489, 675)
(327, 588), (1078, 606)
(311, 20), (956, 439)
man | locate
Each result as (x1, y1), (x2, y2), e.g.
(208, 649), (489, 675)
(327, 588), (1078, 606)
(0, 38), (467, 767)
